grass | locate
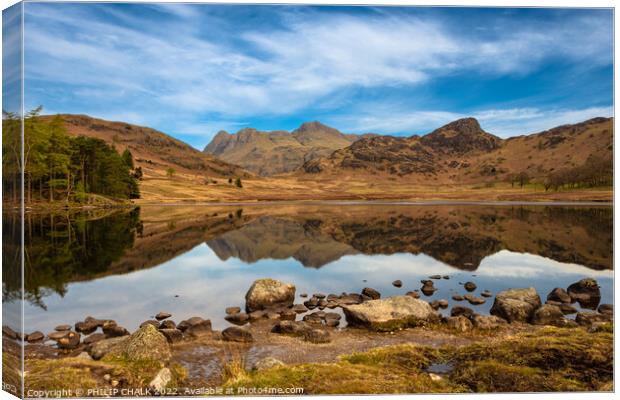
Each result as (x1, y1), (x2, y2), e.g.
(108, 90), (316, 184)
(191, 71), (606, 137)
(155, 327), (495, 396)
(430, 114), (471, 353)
(223, 326), (613, 394)
(24, 354), (187, 395)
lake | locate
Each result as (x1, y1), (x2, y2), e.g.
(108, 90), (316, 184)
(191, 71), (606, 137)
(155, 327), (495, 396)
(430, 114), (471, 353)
(4, 203), (613, 335)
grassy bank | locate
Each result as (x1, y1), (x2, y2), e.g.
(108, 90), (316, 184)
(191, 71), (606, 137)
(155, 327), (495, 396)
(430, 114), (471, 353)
(223, 325), (613, 394)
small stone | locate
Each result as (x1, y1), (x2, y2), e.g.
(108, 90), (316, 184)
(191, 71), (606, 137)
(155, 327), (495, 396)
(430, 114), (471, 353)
(280, 309), (297, 321)
(149, 367), (171, 393)
(406, 291), (420, 299)
(451, 295), (464, 301)
(450, 306), (474, 319)
(57, 331), (81, 349)
(271, 321), (308, 336)
(471, 315), (508, 330)
(292, 304), (308, 314)
(303, 329), (330, 344)
(75, 320), (98, 335)
(103, 374), (111, 382)
(83, 333), (106, 345)
(547, 288), (571, 304)
(361, 287), (381, 300)
(103, 324), (129, 338)
(480, 290), (492, 298)
(314, 293), (326, 299)
(559, 304), (578, 315)
(421, 286), (437, 296)
(55, 325), (71, 332)
(466, 296), (485, 306)
(225, 313), (250, 325)
(222, 327), (253, 343)
(178, 317), (212, 337)
(392, 280), (403, 288)
(155, 312), (172, 321)
(160, 329), (183, 344)
(464, 282), (477, 292)
(442, 275), (450, 280)
(429, 275), (442, 280)
(300, 293), (308, 298)
(48, 331), (70, 341)
(429, 373), (442, 381)
(159, 320), (176, 330)
(225, 307), (241, 315)
(26, 331), (44, 343)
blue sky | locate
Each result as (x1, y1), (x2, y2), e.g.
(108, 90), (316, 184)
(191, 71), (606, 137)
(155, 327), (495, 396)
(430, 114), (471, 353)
(21, 3), (613, 149)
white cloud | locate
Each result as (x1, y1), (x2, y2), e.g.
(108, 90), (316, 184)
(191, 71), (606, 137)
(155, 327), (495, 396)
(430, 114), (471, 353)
(330, 105), (613, 137)
(22, 4), (612, 143)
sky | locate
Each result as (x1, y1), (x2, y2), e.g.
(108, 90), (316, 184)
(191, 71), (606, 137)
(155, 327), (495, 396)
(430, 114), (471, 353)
(17, 3), (614, 149)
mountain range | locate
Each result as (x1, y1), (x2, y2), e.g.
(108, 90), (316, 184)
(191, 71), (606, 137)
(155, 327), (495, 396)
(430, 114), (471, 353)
(41, 113), (613, 202)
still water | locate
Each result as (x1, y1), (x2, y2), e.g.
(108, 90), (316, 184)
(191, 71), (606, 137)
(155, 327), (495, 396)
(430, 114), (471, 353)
(4, 204), (613, 334)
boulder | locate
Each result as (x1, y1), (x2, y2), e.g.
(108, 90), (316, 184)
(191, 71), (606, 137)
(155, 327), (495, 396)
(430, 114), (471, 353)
(2, 325), (18, 340)
(75, 320), (98, 334)
(248, 310), (267, 321)
(430, 299), (449, 310)
(83, 333), (106, 345)
(450, 306), (474, 319)
(87, 336), (128, 360)
(559, 304), (578, 314)
(222, 327), (253, 343)
(177, 317), (212, 337)
(26, 331), (44, 343)
(160, 329), (183, 344)
(575, 311), (612, 327)
(567, 278), (601, 309)
(471, 315), (507, 330)
(253, 357), (284, 371)
(57, 331), (81, 349)
(159, 320), (176, 330)
(464, 294), (485, 305)
(48, 331), (70, 341)
(103, 322), (129, 338)
(155, 312), (171, 321)
(291, 304), (308, 314)
(446, 316), (473, 332)
(531, 305), (569, 327)
(343, 296), (437, 331)
(464, 282), (477, 292)
(225, 313), (250, 325)
(303, 329), (330, 344)
(245, 279), (295, 312)
(392, 280), (403, 288)
(421, 285), (437, 296)
(361, 287), (381, 300)
(490, 288), (542, 323)
(279, 309), (297, 321)
(54, 324), (71, 332)
(149, 368), (171, 393)
(112, 324), (171, 361)
(271, 321), (309, 336)
(547, 288), (571, 304)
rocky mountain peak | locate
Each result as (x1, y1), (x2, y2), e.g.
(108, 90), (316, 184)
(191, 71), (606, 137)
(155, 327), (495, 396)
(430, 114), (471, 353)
(422, 117), (502, 153)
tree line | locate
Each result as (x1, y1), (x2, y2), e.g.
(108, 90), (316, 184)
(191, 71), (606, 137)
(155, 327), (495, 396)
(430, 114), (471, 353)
(2, 107), (140, 204)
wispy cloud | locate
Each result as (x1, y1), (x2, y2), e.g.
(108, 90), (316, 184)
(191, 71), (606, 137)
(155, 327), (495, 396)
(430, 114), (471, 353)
(22, 4), (613, 147)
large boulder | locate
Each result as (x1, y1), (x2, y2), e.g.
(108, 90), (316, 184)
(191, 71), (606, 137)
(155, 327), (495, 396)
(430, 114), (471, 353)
(342, 296), (438, 331)
(575, 311), (612, 327)
(490, 288), (541, 323)
(446, 316), (473, 332)
(87, 336), (128, 360)
(531, 305), (570, 327)
(567, 278), (601, 309)
(177, 317), (211, 337)
(108, 324), (171, 361)
(222, 327), (253, 343)
(245, 279), (295, 312)
(547, 288), (571, 304)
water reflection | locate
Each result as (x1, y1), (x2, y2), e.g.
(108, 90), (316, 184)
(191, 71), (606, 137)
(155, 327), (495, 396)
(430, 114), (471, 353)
(9, 204), (613, 333)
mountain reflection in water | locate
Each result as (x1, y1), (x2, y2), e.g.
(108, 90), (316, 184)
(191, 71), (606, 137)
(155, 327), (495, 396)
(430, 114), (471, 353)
(3, 203), (613, 332)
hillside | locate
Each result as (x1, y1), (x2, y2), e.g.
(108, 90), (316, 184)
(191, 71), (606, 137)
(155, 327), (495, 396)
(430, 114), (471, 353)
(203, 121), (363, 175)
(302, 117), (613, 186)
(45, 114), (250, 180)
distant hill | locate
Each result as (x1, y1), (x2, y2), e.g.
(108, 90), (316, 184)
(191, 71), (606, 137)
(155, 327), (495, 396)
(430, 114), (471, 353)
(203, 121), (368, 176)
(45, 114), (251, 180)
(302, 117), (613, 185)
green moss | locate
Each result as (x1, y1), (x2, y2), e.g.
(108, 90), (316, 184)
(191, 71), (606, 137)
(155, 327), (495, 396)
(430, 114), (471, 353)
(225, 344), (464, 394)
(445, 326), (613, 390)
(450, 360), (586, 392)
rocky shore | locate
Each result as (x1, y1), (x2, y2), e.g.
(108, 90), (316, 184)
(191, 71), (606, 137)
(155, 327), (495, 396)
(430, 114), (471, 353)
(2, 276), (613, 395)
